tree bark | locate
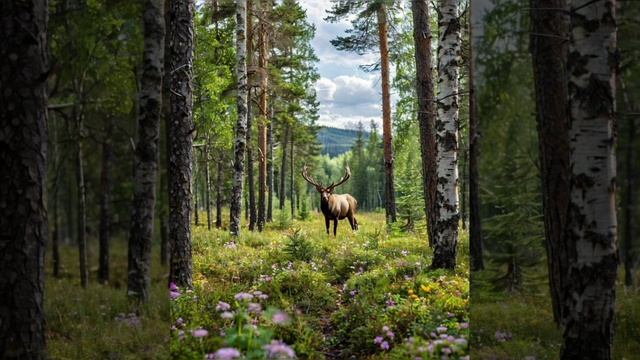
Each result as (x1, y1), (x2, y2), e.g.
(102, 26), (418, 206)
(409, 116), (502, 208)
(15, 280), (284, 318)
(0, 0), (48, 357)
(51, 115), (61, 278)
(377, 4), (397, 223)
(530, 0), (570, 323)
(279, 124), (289, 210)
(411, 0), (438, 249)
(257, 0), (269, 232)
(216, 160), (223, 228)
(99, 124), (113, 284)
(75, 111), (88, 288)
(168, 0), (195, 287)
(562, 1), (618, 357)
(267, 104), (274, 222)
(468, 2), (484, 271)
(290, 130), (296, 218)
(128, 0), (165, 300)
(205, 143), (212, 230)
(247, 96), (257, 230)
(431, 0), (461, 270)
(230, 0), (248, 236)
(620, 78), (636, 288)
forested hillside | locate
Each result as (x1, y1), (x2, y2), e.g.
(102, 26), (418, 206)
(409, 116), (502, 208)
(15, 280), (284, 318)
(317, 126), (369, 157)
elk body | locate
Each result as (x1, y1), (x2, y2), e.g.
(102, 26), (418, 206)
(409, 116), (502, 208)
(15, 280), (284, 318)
(302, 166), (358, 236)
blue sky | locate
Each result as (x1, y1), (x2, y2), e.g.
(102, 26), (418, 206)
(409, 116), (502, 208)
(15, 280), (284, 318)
(299, 0), (384, 131)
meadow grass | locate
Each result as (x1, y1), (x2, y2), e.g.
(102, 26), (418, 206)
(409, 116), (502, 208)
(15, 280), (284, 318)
(172, 209), (470, 359)
(470, 265), (640, 359)
(45, 238), (170, 360)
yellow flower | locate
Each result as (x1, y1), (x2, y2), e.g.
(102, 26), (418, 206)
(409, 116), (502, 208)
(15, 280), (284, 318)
(421, 284), (433, 293)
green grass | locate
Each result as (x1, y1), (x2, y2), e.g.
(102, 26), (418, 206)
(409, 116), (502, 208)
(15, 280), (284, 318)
(172, 210), (470, 359)
(45, 238), (170, 360)
(470, 265), (640, 359)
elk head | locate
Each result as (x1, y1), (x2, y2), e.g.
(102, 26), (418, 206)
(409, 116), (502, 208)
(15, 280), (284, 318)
(301, 165), (358, 236)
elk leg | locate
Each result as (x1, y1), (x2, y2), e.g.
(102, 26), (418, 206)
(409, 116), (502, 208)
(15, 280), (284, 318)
(325, 217), (330, 235)
(353, 216), (359, 230)
(348, 215), (355, 231)
(333, 218), (338, 237)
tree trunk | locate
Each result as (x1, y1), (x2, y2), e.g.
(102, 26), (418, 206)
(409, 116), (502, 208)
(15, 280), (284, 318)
(51, 115), (61, 278)
(99, 124), (113, 284)
(530, 0), (570, 323)
(620, 78), (636, 288)
(216, 160), (223, 228)
(128, 0), (165, 301)
(247, 97), (257, 230)
(431, 0), (461, 270)
(160, 0), (171, 268)
(257, 1), (269, 231)
(75, 112), (88, 288)
(205, 143), (212, 230)
(376, 4), (397, 223)
(168, 0), (195, 287)
(468, 2), (484, 271)
(290, 130), (296, 218)
(193, 153), (200, 225)
(562, 1), (618, 357)
(230, 0), (248, 236)
(267, 104), (274, 222)
(0, 1), (48, 356)
(279, 124), (289, 210)
(411, 0), (438, 249)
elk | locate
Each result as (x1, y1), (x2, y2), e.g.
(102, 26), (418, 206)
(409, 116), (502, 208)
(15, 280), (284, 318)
(302, 165), (358, 236)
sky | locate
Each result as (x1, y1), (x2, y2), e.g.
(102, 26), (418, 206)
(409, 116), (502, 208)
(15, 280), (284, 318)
(299, 0), (383, 131)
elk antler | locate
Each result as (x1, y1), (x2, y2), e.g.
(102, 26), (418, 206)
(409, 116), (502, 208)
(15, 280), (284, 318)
(328, 166), (351, 191)
(301, 165), (324, 191)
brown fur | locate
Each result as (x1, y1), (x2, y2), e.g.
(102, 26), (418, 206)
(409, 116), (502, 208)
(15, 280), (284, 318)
(302, 166), (358, 236)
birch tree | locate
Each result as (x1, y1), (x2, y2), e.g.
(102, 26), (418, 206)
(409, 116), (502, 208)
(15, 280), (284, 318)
(230, 0), (249, 236)
(168, 0), (195, 287)
(0, 0), (49, 357)
(128, 0), (165, 301)
(562, 0), (618, 357)
(431, 0), (461, 269)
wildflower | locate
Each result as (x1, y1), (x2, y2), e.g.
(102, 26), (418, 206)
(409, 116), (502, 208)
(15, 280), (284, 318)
(436, 326), (447, 334)
(220, 311), (234, 319)
(349, 290), (357, 297)
(272, 311), (290, 325)
(208, 347), (241, 360)
(169, 282), (179, 292)
(380, 341), (390, 350)
(385, 299), (396, 308)
(401, 250), (409, 256)
(216, 301), (231, 312)
(386, 330), (395, 339)
(263, 340), (296, 359)
(175, 317), (185, 327)
(459, 322), (469, 329)
(234, 292), (254, 301)
(170, 290), (181, 300)
(248, 302), (262, 314)
(382, 325), (390, 332)
(454, 338), (468, 347)
(177, 330), (185, 340)
(224, 241), (238, 249)
(374, 336), (384, 344)
(192, 328), (209, 338)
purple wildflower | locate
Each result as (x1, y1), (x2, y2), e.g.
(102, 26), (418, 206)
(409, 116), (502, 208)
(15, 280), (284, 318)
(170, 290), (181, 300)
(216, 301), (231, 312)
(459, 322), (469, 329)
(385, 299), (396, 308)
(248, 302), (262, 314)
(192, 328), (209, 338)
(380, 341), (390, 350)
(374, 336), (384, 344)
(220, 311), (234, 319)
(263, 340), (296, 359)
(382, 325), (389, 332)
(436, 326), (447, 334)
(272, 311), (290, 325)
(234, 292), (254, 301)
(386, 331), (395, 339)
(209, 347), (241, 360)
(169, 282), (179, 292)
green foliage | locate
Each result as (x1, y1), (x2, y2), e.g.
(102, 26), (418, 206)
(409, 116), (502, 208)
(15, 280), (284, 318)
(171, 212), (469, 359)
(283, 229), (315, 262)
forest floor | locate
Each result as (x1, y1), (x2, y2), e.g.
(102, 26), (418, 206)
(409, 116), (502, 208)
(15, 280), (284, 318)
(171, 210), (470, 359)
(45, 239), (170, 359)
(471, 266), (640, 359)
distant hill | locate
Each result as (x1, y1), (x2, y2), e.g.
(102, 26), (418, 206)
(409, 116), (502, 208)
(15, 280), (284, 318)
(317, 126), (369, 158)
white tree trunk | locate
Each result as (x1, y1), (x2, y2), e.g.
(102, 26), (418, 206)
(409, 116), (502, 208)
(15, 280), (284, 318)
(562, 0), (618, 358)
(432, 0), (461, 269)
(230, 0), (248, 236)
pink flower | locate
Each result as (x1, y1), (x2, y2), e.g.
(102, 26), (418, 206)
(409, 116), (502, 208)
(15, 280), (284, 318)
(208, 347), (241, 360)
(169, 282), (179, 292)
(170, 290), (181, 300)
(192, 328), (209, 338)
(272, 311), (290, 325)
